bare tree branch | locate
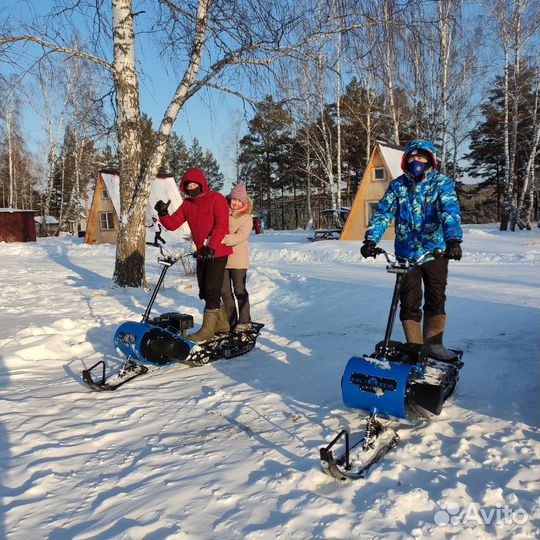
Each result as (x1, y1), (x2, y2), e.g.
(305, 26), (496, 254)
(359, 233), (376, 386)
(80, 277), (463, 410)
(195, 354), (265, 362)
(0, 34), (114, 71)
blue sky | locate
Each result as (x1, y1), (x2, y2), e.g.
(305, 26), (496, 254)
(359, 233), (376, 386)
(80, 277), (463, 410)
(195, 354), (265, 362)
(2, 0), (527, 188)
(135, 39), (252, 191)
(0, 0), (251, 191)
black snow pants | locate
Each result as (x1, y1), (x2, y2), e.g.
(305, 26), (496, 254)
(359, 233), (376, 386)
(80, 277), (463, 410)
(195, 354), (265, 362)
(399, 256), (449, 322)
(196, 256), (228, 310)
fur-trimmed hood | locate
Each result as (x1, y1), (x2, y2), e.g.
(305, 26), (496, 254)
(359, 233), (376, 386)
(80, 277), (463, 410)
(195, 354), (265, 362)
(230, 197), (253, 218)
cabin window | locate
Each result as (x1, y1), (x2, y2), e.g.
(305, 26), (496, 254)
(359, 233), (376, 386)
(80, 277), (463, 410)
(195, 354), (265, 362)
(366, 202), (379, 224)
(373, 167), (386, 181)
(99, 212), (114, 230)
(102, 189), (109, 199)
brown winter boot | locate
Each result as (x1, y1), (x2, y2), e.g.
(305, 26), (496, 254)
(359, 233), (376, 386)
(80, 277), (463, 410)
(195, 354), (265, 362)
(214, 304), (230, 334)
(423, 314), (458, 361)
(188, 309), (219, 343)
(402, 320), (423, 344)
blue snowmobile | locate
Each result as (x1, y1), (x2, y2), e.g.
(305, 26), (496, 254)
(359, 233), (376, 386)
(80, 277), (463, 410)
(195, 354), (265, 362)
(82, 248), (263, 391)
(319, 248), (463, 480)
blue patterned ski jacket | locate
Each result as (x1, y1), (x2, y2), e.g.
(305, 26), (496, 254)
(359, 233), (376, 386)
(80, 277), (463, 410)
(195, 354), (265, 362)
(365, 141), (462, 262)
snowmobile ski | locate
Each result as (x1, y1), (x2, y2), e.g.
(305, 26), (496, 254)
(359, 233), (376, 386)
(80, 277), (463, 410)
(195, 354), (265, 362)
(82, 359), (149, 392)
(320, 414), (400, 481)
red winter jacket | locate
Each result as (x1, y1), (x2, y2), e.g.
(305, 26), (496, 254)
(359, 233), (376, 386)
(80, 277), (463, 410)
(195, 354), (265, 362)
(159, 168), (233, 259)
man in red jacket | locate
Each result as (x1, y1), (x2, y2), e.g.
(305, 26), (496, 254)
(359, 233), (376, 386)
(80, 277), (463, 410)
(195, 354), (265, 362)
(155, 168), (233, 342)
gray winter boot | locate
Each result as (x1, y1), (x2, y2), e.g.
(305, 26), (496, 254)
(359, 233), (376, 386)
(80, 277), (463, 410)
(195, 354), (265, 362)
(214, 304), (230, 334)
(423, 314), (458, 361)
(402, 320), (423, 344)
(188, 309), (219, 343)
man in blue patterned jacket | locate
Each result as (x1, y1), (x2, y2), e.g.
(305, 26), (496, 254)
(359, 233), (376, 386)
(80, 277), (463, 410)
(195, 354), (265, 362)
(360, 139), (463, 361)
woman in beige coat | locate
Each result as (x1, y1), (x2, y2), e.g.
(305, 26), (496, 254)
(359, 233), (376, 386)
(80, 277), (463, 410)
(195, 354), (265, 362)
(221, 183), (253, 332)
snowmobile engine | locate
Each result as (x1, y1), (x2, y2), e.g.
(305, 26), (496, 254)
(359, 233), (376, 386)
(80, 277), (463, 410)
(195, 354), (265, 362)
(114, 315), (196, 367)
(341, 340), (461, 419)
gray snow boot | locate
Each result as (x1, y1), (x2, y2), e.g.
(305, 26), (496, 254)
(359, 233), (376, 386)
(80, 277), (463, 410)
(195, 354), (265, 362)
(423, 314), (458, 362)
(188, 309), (219, 343)
(214, 304), (230, 334)
(402, 319), (423, 344)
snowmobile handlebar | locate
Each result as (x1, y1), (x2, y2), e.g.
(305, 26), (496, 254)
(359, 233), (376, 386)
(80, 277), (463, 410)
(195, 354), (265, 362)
(375, 248), (443, 273)
(153, 241), (195, 266)
(157, 252), (195, 267)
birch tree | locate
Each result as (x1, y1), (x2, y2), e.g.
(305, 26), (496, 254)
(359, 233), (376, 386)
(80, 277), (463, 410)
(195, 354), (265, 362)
(31, 58), (71, 229)
(0, 80), (33, 208)
(334, 29), (343, 210)
(490, 0), (525, 230)
(0, 82), (19, 207)
(56, 58), (105, 234)
(436, 0), (462, 174)
(379, 0), (401, 145)
(344, 2), (383, 181)
(516, 60), (540, 228)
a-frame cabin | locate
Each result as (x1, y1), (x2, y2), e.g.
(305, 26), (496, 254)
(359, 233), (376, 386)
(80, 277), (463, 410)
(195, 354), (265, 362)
(85, 169), (187, 244)
(340, 141), (405, 241)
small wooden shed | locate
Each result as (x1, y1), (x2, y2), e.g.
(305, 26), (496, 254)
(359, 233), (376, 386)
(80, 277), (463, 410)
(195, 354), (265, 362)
(340, 141), (405, 241)
(0, 209), (37, 243)
(85, 169), (188, 245)
(35, 215), (60, 237)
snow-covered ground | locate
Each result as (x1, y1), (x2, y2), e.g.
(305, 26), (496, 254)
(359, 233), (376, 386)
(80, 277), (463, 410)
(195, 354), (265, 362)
(1, 225), (539, 540)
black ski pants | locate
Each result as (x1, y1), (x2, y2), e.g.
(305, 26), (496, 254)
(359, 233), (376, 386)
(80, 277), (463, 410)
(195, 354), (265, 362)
(196, 256), (228, 310)
(399, 256), (448, 322)
(221, 268), (251, 326)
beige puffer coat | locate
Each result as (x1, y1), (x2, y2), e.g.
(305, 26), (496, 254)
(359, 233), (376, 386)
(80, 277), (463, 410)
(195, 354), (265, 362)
(222, 199), (253, 269)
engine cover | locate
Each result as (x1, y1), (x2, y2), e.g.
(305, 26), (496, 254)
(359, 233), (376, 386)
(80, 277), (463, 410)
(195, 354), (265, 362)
(114, 321), (197, 367)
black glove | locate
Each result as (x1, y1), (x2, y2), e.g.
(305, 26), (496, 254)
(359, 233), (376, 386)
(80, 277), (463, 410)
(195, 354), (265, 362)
(154, 199), (171, 217)
(361, 240), (378, 259)
(202, 246), (215, 262)
(445, 239), (462, 261)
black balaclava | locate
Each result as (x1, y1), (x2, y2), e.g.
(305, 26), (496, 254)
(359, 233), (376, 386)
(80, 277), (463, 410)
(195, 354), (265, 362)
(184, 183), (202, 197)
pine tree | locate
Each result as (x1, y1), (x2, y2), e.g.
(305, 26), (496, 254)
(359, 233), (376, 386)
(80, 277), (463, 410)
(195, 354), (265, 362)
(52, 125), (98, 232)
(465, 67), (537, 221)
(238, 96), (293, 228)
(162, 132), (189, 180)
(185, 137), (224, 191)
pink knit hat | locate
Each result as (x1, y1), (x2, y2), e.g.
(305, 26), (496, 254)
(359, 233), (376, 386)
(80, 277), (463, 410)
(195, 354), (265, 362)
(229, 182), (249, 203)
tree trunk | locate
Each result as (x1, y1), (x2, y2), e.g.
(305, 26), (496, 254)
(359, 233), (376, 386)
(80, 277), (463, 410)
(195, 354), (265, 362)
(500, 0), (523, 231)
(517, 39), (540, 226)
(306, 131), (313, 224)
(335, 30), (343, 210)
(7, 109), (14, 208)
(500, 43), (512, 231)
(438, 0), (456, 175)
(383, 0), (400, 145)
(293, 182), (299, 228)
(509, 0), (523, 231)
(111, 0), (144, 287)
(281, 186), (285, 229)
(265, 150), (272, 228)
